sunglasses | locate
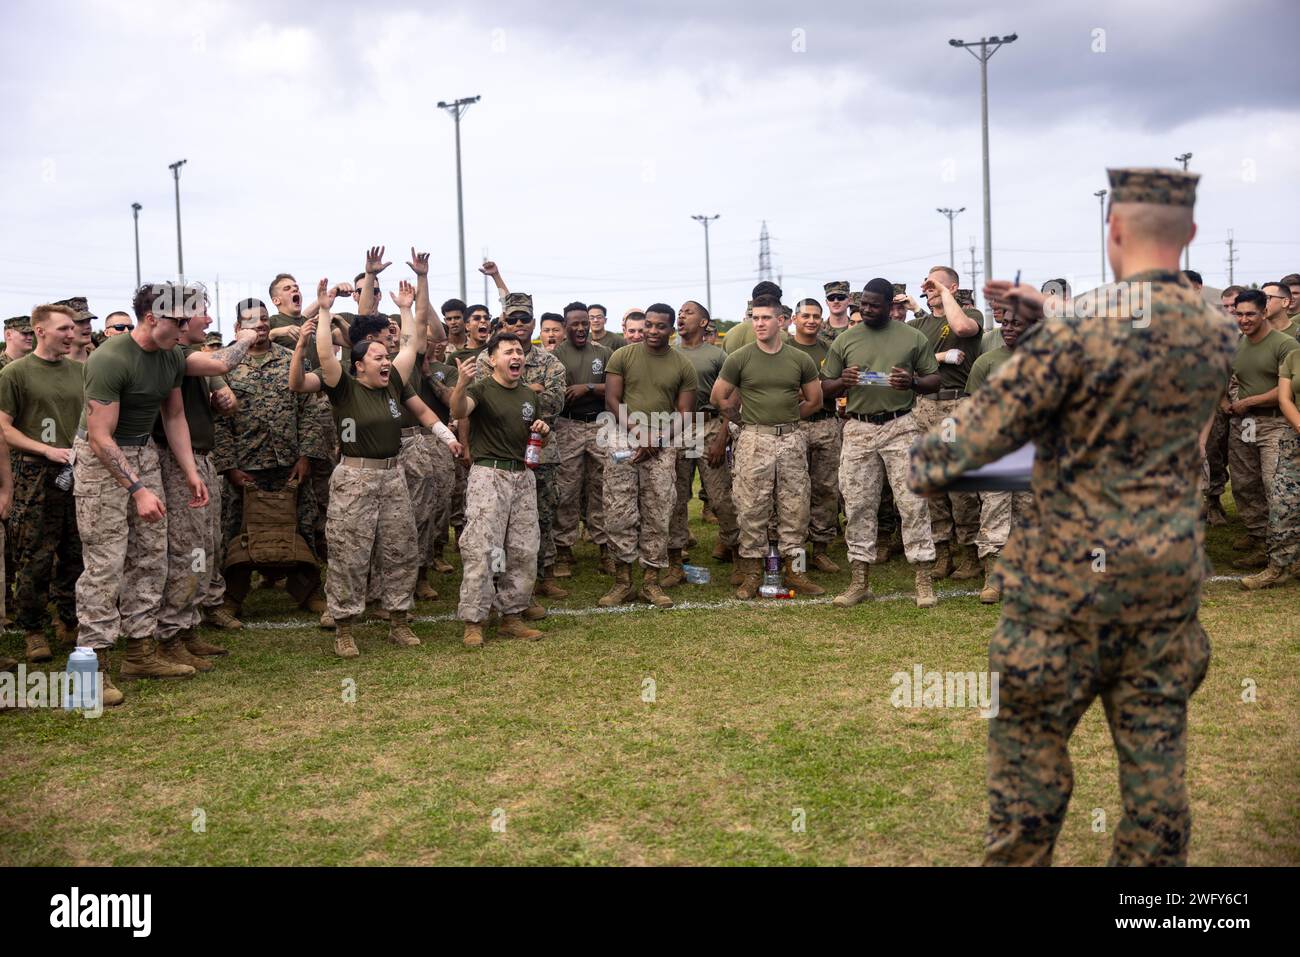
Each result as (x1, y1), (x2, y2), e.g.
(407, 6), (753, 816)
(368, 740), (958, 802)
(826, 294), (848, 302)
(109, 323), (134, 332)
(501, 314), (531, 326)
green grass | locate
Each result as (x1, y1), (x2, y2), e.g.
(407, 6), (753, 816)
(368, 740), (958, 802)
(1, 497), (1296, 866)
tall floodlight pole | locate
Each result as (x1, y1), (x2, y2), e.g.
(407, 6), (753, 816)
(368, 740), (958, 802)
(1094, 190), (1108, 284)
(936, 207), (965, 269)
(168, 159), (187, 282)
(1175, 152), (1193, 270)
(437, 96), (481, 301)
(131, 202), (142, 288)
(691, 214), (720, 314)
(949, 34), (1016, 283)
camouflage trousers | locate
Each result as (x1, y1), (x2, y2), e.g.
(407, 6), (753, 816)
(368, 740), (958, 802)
(913, 397), (980, 545)
(1227, 414), (1291, 539)
(457, 464), (539, 622)
(309, 456), (334, 557)
(442, 454), (470, 541)
(800, 415), (842, 543)
(157, 451), (226, 641)
(10, 456), (82, 631)
(534, 463), (558, 573)
(732, 427), (809, 560)
(839, 415), (935, 564)
(72, 437), (168, 649)
(325, 463), (417, 619)
(603, 442), (677, 568)
(669, 415), (738, 550)
(985, 611), (1210, 866)
(878, 480), (900, 539)
(1266, 431), (1300, 568)
(975, 491), (1036, 559)
(221, 466), (320, 610)
(426, 434), (457, 562)
(1204, 408), (1231, 498)
(554, 418), (607, 548)
(400, 432), (440, 567)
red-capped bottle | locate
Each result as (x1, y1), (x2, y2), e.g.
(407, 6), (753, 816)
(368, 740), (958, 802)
(524, 432), (543, 469)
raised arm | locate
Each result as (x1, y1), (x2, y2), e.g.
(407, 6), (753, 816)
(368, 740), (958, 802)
(408, 248), (445, 344)
(480, 260), (509, 296)
(359, 246), (390, 316)
(449, 357), (479, 421)
(390, 280), (420, 384)
(184, 326), (258, 376)
(289, 316), (324, 394)
(313, 280), (343, 389)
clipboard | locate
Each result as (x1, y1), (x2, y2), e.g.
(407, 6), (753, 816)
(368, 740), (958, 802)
(943, 443), (1035, 492)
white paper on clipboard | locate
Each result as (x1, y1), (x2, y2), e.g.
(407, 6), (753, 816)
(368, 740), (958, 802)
(943, 443), (1035, 493)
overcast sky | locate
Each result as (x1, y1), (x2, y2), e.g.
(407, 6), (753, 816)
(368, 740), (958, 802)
(3, 0), (1298, 330)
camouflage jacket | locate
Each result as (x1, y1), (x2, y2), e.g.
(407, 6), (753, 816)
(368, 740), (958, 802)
(214, 344), (327, 473)
(475, 344), (566, 464)
(909, 270), (1236, 626)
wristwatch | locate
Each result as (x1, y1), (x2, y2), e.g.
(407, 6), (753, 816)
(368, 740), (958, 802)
(586, 383), (594, 393)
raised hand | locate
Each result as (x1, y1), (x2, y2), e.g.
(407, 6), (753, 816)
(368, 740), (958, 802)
(366, 245), (392, 276)
(407, 248), (430, 276)
(317, 278), (336, 311)
(478, 260), (499, 278)
(390, 280), (415, 310)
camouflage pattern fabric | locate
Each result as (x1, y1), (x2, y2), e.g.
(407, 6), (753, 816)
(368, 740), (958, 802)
(534, 462), (558, 573)
(731, 427), (809, 559)
(457, 464), (539, 622)
(554, 418), (608, 548)
(1226, 415), (1291, 540)
(10, 456), (82, 631)
(800, 415), (842, 544)
(603, 439), (676, 568)
(72, 438), (168, 649)
(913, 396), (980, 545)
(221, 466), (320, 609)
(669, 416), (737, 551)
(324, 464), (417, 619)
(1107, 167), (1199, 207)
(840, 416), (935, 564)
(1204, 409), (1230, 497)
(424, 433), (456, 564)
(157, 450), (225, 640)
(398, 431), (438, 573)
(975, 491), (1036, 559)
(1266, 431), (1300, 567)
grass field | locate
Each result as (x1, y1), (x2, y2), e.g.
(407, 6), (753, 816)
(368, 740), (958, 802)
(1, 497), (1296, 867)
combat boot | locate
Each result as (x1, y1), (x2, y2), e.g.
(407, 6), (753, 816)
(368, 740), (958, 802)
(121, 638), (195, 679)
(319, 609), (336, 631)
(979, 553), (1002, 604)
(1231, 533), (1257, 551)
(1235, 546), (1268, 570)
(639, 567), (675, 608)
(184, 628), (229, 657)
(809, 542), (840, 574)
(536, 569), (569, 599)
(702, 503), (718, 524)
(414, 569), (438, 601)
(366, 603), (390, 621)
(158, 637), (213, 672)
(660, 549), (686, 588)
(0, 655), (17, 673)
(302, 593), (327, 614)
(334, 617), (359, 658)
(202, 603), (244, 630)
(24, 631), (52, 664)
(783, 557), (825, 596)
(94, 649), (124, 707)
(499, 614), (543, 641)
(522, 595), (548, 621)
(950, 544), (981, 581)
(52, 619), (78, 652)
(687, 532), (699, 549)
(931, 542), (953, 579)
(914, 562), (938, 608)
(730, 559), (746, 586)
(387, 611), (421, 647)
(1204, 495), (1229, 526)
(1241, 563), (1291, 591)
(432, 546), (454, 574)
(598, 561), (636, 607)
(711, 540), (732, 562)
(553, 546), (574, 579)
(462, 622), (485, 648)
(735, 558), (763, 600)
(832, 560), (873, 608)
(598, 544), (615, 576)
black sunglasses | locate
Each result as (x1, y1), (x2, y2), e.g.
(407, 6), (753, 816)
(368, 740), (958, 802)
(826, 294), (848, 302)
(109, 323), (134, 331)
(501, 314), (531, 326)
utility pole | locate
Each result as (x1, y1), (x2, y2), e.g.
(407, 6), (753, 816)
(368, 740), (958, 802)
(131, 202), (142, 289)
(758, 221), (773, 281)
(168, 159), (187, 283)
(1226, 230), (1238, 286)
(482, 247), (489, 305)
(1094, 189), (1108, 285)
(1176, 152), (1193, 271)
(936, 207), (965, 269)
(949, 33), (1016, 284)
(967, 236), (983, 322)
(437, 95), (481, 302)
(215, 274), (222, 336)
(691, 214), (720, 314)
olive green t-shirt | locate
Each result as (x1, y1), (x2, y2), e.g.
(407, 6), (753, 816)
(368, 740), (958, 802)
(675, 341), (727, 413)
(0, 353), (85, 447)
(786, 336), (836, 412)
(965, 345), (1012, 395)
(78, 332), (186, 439)
(593, 331), (626, 353)
(606, 344), (699, 416)
(718, 342), (818, 426)
(822, 320), (938, 416)
(1277, 319), (1300, 340)
(1280, 348), (1300, 394)
(397, 358), (425, 429)
(153, 344), (216, 452)
(723, 321), (790, 355)
(322, 369), (408, 459)
(911, 307), (985, 391)
(552, 340), (612, 418)
(420, 361), (458, 422)
(457, 344), (487, 371)
(1232, 330), (1300, 401)
(466, 375), (534, 463)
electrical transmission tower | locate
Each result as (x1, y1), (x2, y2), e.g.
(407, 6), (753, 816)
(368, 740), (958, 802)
(758, 221), (773, 281)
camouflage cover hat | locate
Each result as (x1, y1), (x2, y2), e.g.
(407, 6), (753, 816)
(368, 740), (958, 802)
(744, 299), (754, 319)
(850, 291), (862, 307)
(53, 296), (96, 321)
(892, 282), (907, 295)
(956, 289), (974, 307)
(502, 292), (533, 318)
(824, 281), (850, 296)
(1107, 167), (1199, 207)
(5, 316), (32, 332)
(205, 331), (224, 346)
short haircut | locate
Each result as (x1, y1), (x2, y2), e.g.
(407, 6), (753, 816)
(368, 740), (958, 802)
(928, 265), (959, 285)
(587, 303), (606, 314)
(1234, 290), (1267, 311)
(795, 298), (823, 312)
(751, 281), (782, 300)
(268, 273), (296, 300)
(644, 303), (674, 322)
(684, 300), (710, 322)
(1040, 278), (1071, 297)
(539, 312), (564, 326)
(131, 281), (206, 322)
(624, 311), (646, 323)
(1280, 273), (1300, 287)
(466, 304), (490, 319)
(1221, 285), (1246, 299)
(348, 314), (390, 346)
(32, 303), (76, 325)
(1182, 269), (1203, 286)
(563, 301), (588, 317)
(751, 294), (781, 311)
(104, 310), (132, 323)
(236, 298), (268, 320)
(1261, 281), (1287, 296)
(441, 298), (467, 315)
(487, 331), (522, 355)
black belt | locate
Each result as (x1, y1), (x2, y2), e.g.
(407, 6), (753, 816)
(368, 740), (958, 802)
(848, 409), (911, 425)
(806, 410), (836, 422)
(559, 410), (603, 423)
(76, 428), (151, 447)
(17, 452), (64, 464)
(934, 389), (968, 401)
(1239, 408), (1281, 418)
(474, 457), (526, 472)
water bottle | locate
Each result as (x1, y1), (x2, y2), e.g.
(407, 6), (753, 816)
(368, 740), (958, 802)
(524, 432), (543, 469)
(758, 584), (795, 599)
(682, 564), (710, 585)
(762, 543), (782, 588)
(55, 446), (76, 491)
(62, 647), (99, 712)
(611, 448), (634, 465)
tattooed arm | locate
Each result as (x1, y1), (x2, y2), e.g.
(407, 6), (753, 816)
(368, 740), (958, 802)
(85, 398), (167, 522)
(390, 282), (420, 385)
(183, 327), (258, 376)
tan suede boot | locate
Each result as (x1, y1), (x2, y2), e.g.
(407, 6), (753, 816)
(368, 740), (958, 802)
(711, 540), (732, 562)
(184, 628), (229, 657)
(832, 560), (873, 607)
(334, 617), (359, 658)
(52, 619), (79, 653)
(598, 544), (615, 576)
(735, 557), (762, 600)
(462, 622), (485, 647)
(639, 567), (675, 608)
(415, 570), (439, 601)
(553, 546), (575, 579)
(931, 542), (953, 580)
(536, 570), (569, 598)
(94, 649), (125, 707)
(121, 638), (195, 679)
(522, 596), (548, 621)
(1240, 563), (1291, 591)
(979, 553), (1002, 603)
(660, 549), (686, 588)
(499, 614), (543, 641)
(433, 546), (454, 574)
(914, 562), (938, 608)
(783, 556), (826, 596)
(24, 631), (52, 664)
(950, 544), (981, 581)
(598, 561), (636, 607)
(159, 635), (214, 672)
(809, 542), (840, 574)
(201, 603), (243, 630)
(387, 611), (421, 647)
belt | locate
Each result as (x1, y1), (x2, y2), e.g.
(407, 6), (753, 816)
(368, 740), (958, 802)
(806, 410), (836, 422)
(17, 452), (65, 464)
(75, 428), (151, 447)
(559, 410), (603, 423)
(1240, 408), (1281, 418)
(474, 457), (525, 472)
(401, 426), (433, 437)
(935, 389), (968, 401)
(848, 408), (911, 425)
(746, 422), (801, 436)
(339, 455), (399, 470)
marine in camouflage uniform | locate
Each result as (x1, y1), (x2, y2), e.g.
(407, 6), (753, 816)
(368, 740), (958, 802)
(0, 315), (34, 611)
(909, 167), (1236, 866)
(1241, 348), (1300, 589)
(418, 348), (460, 571)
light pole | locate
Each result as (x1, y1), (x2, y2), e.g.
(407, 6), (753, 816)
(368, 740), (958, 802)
(949, 34), (1016, 283)
(437, 95), (481, 302)
(1175, 152), (1193, 270)
(131, 202), (142, 289)
(168, 159), (187, 283)
(691, 214), (720, 314)
(1094, 190), (1107, 285)
(936, 207), (965, 270)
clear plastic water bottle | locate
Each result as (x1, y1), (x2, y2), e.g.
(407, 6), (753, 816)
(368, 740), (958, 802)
(682, 564), (710, 585)
(62, 647), (99, 712)
(611, 448), (634, 465)
(524, 432), (543, 469)
(762, 543), (782, 588)
(55, 447), (76, 490)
